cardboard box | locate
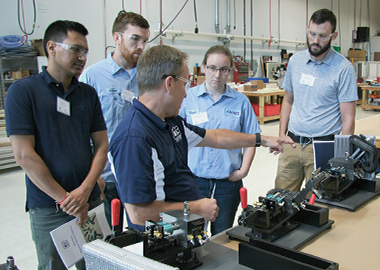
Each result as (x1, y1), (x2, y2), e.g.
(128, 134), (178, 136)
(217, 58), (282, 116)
(348, 50), (366, 58)
(197, 76), (205, 85)
(32, 39), (46, 56)
(249, 80), (264, 90)
(193, 66), (201, 76)
(374, 52), (380, 61)
(251, 103), (281, 116)
(243, 84), (258, 91)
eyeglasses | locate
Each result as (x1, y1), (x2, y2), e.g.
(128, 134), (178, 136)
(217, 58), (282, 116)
(55, 42), (89, 57)
(205, 65), (231, 74)
(307, 31), (334, 41)
(162, 75), (192, 91)
(118, 32), (149, 46)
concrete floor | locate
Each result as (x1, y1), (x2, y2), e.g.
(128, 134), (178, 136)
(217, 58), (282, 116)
(0, 106), (379, 269)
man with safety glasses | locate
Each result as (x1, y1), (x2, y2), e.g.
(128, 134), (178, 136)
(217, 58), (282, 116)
(275, 9), (358, 192)
(79, 11), (150, 232)
(5, 20), (108, 270)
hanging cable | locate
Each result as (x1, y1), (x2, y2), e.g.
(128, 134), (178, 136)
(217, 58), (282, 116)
(17, 0), (36, 44)
(193, 0), (199, 34)
(122, 0), (125, 11)
(149, 0), (189, 43)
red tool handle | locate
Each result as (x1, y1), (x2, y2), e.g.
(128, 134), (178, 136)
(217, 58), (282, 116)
(309, 194), (316, 205)
(111, 199), (121, 227)
(240, 187), (247, 209)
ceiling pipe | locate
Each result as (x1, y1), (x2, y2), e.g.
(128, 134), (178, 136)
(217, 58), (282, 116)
(250, 0), (253, 71)
(103, 0), (107, 58)
(243, 0), (246, 59)
(215, 0), (220, 33)
(226, 0), (231, 34)
(359, 0), (362, 26)
(159, 29), (305, 45)
(159, 0), (164, 44)
(278, 0), (281, 50)
(367, 0), (370, 28)
(338, 0), (341, 47)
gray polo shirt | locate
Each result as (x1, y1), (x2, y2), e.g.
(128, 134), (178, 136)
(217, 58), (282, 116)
(282, 48), (358, 137)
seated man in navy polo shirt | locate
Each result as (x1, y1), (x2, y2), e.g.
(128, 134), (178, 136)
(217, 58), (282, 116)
(108, 45), (292, 231)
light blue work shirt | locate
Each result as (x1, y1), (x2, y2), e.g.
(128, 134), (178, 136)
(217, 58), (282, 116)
(179, 83), (261, 179)
(79, 52), (138, 182)
(282, 48), (358, 138)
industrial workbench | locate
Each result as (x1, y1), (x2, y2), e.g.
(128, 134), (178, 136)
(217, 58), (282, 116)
(210, 192), (380, 270)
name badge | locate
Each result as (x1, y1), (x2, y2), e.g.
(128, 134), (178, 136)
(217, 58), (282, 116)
(57, 97), (70, 116)
(121, 89), (135, 102)
(191, 112), (209, 125)
(300, 74), (315, 87)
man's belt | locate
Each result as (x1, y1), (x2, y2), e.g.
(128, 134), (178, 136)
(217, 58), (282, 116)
(288, 131), (335, 146)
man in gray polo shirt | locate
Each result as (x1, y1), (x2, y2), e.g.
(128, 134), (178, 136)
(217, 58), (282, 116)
(275, 8), (358, 191)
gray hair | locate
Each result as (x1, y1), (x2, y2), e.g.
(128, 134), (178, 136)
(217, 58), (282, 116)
(137, 45), (189, 95)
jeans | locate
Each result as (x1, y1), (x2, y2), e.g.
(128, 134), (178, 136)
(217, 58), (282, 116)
(29, 196), (102, 270)
(196, 177), (243, 235)
(103, 181), (124, 232)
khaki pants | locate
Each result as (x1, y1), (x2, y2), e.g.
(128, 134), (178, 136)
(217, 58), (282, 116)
(275, 143), (315, 191)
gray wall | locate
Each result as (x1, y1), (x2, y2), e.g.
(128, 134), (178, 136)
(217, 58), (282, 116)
(1, 0), (379, 77)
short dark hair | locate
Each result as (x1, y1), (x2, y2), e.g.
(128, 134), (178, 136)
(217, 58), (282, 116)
(310, 9), (337, 33)
(202, 45), (233, 67)
(112, 11), (150, 34)
(43, 20), (88, 56)
(137, 45), (188, 95)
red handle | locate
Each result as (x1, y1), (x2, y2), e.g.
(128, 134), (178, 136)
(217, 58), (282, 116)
(309, 194), (316, 205)
(240, 187), (247, 209)
(111, 199), (121, 227)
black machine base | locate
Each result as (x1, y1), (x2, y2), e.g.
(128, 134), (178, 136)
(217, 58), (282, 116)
(316, 178), (380, 211)
(227, 202), (334, 249)
(239, 239), (338, 270)
(226, 219), (334, 250)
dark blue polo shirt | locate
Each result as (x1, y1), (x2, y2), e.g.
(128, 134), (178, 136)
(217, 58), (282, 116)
(5, 67), (106, 209)
(109, 99), (205, 230)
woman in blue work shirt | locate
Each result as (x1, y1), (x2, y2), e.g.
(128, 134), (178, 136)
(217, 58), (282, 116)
(179, 45), (261, 235)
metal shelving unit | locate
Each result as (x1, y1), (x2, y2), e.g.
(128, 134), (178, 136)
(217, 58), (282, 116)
(0, 56), (38, 170)
(0, 56), (38, 109)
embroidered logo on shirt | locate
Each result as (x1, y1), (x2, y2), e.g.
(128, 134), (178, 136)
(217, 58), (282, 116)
(171, 126), (182, 142)
(224, 108), (241, 117)
(186, 109), (199, 115)
(107, 87), (121, 94)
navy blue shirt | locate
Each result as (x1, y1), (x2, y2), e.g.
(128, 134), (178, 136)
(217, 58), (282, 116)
(109, 99), (205, 230)
(5, 67), (106, 209)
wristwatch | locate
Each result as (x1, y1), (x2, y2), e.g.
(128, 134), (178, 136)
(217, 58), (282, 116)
(255, 133), (261, 147)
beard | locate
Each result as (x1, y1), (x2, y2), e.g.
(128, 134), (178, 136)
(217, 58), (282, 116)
(307, 38), (332, 58)
(120, 44), (143, 67)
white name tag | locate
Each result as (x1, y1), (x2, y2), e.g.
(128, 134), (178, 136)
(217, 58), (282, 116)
(121, 89), (135, 102)
(300, 73), (315, 87)
(57, 97), (70, 116)
(191, 112), (209, 125)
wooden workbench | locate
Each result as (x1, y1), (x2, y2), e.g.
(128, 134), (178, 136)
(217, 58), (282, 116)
(355, 114), (380, 148)
(241, 89), (285, 124)
(211, 192), (380, 270)
(360, 86), (380, 111)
